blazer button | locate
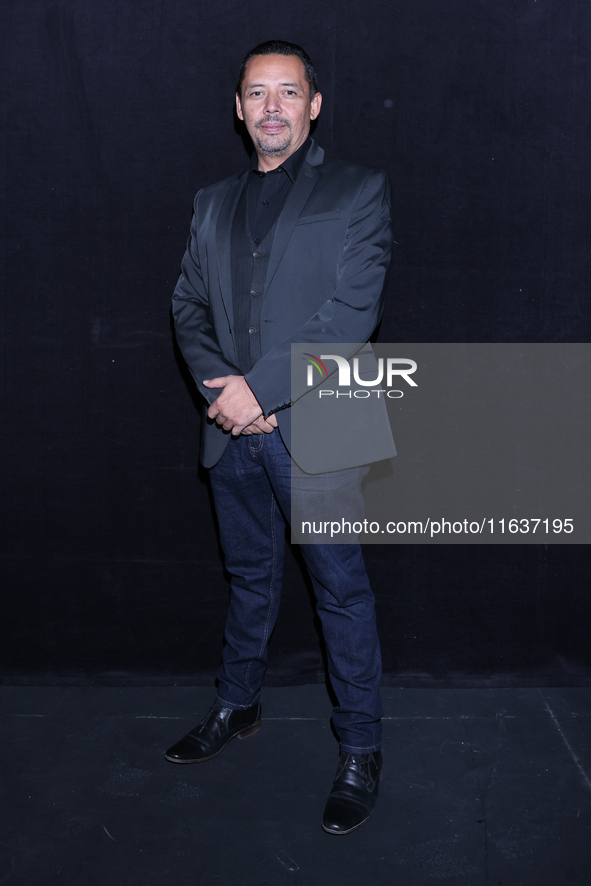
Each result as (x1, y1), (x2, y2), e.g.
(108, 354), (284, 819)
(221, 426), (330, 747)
(248, 327), (257, 334)
(253, 251), (260, 258)
(250, 289), (258, 297)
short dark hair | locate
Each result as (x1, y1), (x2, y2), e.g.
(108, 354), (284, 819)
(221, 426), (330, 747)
(236, 40), (319, 98)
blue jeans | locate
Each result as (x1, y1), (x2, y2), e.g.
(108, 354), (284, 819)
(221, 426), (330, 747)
(208, 429), (382, 754)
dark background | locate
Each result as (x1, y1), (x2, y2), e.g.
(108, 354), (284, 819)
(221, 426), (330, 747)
(1, 0), (589, 687)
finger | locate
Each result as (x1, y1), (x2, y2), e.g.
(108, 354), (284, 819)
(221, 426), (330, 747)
(203, 377), (228, 387)
(230, 422), (250, 436)
(248, 416), (270, 431)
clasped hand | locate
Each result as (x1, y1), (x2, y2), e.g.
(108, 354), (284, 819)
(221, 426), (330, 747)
(203, 375), (277, 436)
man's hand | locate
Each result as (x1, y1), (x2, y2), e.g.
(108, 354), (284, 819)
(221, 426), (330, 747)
(204, 375), (264, 435)
(241, 414), (278, 436)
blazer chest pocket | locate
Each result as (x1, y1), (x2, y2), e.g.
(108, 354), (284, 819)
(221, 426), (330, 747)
(295, 210), (341, 225)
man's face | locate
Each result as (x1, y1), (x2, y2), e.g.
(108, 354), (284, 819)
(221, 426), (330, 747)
(236, 54), (322, 170)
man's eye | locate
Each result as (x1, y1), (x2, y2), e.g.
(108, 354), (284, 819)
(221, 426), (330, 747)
(250, 91), (262, 97)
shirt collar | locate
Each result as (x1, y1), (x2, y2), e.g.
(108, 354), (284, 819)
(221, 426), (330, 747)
(249, 137), (311, 182)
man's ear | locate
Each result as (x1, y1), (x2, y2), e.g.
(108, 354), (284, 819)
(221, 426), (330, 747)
(235, 93), (244, 121)
(310, 91), (322, 121)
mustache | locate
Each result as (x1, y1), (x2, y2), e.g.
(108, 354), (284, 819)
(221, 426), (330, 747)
(255, 116), (291, 129)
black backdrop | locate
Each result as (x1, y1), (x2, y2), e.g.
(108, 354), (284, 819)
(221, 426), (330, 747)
(1, 0), (590, 686)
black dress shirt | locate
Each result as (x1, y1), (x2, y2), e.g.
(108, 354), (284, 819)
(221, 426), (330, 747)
(231, 138), (311, 374)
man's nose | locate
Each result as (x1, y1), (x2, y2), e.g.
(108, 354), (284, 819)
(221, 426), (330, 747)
(264, 91), (281, 114)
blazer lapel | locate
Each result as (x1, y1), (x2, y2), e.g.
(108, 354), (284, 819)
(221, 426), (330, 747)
(215, 169), (249, 329)
(264, 155), (322, 292)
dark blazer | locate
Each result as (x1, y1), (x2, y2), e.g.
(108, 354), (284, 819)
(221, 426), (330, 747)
(172, 139), (396, 472)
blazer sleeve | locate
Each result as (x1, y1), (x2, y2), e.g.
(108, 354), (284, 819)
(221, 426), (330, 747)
(172, 192), (241, 405)
(244, 168), (393, 417)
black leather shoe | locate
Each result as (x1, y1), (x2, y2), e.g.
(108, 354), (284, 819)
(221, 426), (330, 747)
(322, 750), (382, 834)
(164, 701), (261, 763)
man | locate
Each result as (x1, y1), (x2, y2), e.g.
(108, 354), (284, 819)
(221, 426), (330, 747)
(167, 40), (394, 835)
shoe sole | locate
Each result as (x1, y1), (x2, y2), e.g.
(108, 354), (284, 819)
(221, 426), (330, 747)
(164, 720), (261, 763)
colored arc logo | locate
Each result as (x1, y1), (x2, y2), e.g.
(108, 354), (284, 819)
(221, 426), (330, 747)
(303, 353), (329, 377)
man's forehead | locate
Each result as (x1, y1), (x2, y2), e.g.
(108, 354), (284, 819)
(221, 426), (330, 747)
(242, 54), (307, 86)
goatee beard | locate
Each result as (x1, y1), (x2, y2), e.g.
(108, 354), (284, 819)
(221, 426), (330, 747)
(254, 117), (292, 156)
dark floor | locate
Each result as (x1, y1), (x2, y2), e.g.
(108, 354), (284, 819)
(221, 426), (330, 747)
(2, 685), (591, 885)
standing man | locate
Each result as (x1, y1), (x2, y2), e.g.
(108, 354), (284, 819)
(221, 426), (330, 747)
(167, 40), (394, 835)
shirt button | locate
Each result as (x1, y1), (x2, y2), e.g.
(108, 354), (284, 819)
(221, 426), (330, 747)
(250, 289), (258, 297)
(253, 238), (260, 245)
(249, 327), (257, 334)
(263, 201), (269, 207)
